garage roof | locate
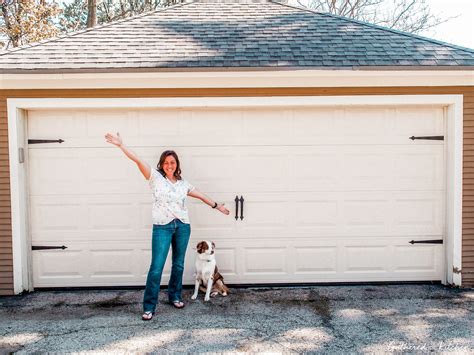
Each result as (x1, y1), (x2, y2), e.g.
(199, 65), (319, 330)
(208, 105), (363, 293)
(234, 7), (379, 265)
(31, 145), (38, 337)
(0, 0), (473, 73)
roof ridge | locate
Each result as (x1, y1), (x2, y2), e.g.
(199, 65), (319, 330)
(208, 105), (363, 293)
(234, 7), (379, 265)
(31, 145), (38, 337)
(0, 0), (194, 57)
(270, 0), (474, 55)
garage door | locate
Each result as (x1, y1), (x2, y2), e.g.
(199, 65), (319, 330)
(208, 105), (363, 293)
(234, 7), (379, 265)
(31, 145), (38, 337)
(28, 104), (445, 287)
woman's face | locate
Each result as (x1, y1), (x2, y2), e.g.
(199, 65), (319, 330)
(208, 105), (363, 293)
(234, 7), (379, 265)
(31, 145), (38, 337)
(162, 155), (177, 177)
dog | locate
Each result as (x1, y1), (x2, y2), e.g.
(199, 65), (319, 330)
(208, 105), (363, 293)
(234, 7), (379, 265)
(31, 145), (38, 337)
(191, 240), (229, 301)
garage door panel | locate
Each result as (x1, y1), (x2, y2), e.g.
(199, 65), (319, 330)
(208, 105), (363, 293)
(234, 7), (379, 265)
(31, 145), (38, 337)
(339, 107), (391, 137)
(343, 199), (388, 228)
(33, 241), (187, 287)
(242, 109), (290, 145)
(394, 106), (444, 136)
(181, 148), (240, 193)
(88, 202), (137, 231)
(137, 109), (242, 146)
(239, 151), (289, 192)
(85, 110), (138, 144)
(213, 248), (237, 275)
(30, 197), (83, 233)
(29, 150), (84, 195)
(29, 149), (145, 195)
(294, 246), (338, 273)
(28, 110), (87, 148)
(393, 245), (440, 272)
(243, 247), (288, 275)
(291, 107), (339, 143)
(290, 152), (338, 191)
(183, 110), (242, 145)
(343, 152), (391, 190)
(394, 147), (444, 190)
(85, 154), (145, 193)
(89, 248), (137, 278)
(343, 245), (390, 272)
(242, 191), (443, 238)
(28, 106), (445, 148)
(33, 247), (85, 284)
(294, 198), (339, 228)
(237, 194), (291, 235)
(187, 190), (237, 239)
(30, 194), (150, 242)
(28, 104), (446, 287)
(137, 109), (181, 143)
(393, 191), (444, 235)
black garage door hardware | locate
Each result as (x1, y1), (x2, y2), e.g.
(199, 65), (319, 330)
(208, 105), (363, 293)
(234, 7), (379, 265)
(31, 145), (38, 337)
(409, 136), (444, 141)
(409, 239), (443, 244)
(28, 139), (64, 144)
(32, 245), (68, 250)
(234, 195), (244, 221)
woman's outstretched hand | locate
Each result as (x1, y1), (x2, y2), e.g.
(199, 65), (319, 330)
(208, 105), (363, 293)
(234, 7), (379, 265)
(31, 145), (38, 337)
(105, 132), (123, 147)
(217, 204), (230, 215)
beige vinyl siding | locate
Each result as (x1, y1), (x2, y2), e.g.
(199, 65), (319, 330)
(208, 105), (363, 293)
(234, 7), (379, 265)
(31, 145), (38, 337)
(0, 86), (473, 294)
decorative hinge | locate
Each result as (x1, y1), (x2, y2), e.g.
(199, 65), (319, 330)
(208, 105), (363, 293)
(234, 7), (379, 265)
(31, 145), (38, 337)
(32, 245), (67, 251)
(28, 139), (64, 144)
(409, 239), (443, 244)
(409, 136), (444, 141)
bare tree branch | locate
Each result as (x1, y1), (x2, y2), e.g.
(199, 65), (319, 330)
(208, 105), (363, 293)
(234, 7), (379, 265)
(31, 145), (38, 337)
(308, 0), (451, 34)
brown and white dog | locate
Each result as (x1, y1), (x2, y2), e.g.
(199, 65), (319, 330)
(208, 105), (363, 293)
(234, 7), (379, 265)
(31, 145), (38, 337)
(191, 241), (229, 301)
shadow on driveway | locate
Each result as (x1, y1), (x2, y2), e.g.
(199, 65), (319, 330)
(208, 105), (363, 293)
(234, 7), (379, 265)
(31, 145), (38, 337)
(0, 284), (472, 353)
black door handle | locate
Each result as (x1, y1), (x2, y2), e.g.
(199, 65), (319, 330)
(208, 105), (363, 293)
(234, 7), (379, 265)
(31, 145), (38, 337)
(234, 195), (239, 221)
(239, 195), (244, 220)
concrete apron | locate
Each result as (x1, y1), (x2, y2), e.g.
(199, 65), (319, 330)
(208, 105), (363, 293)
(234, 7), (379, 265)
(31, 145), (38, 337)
(0, 285), (473, 353)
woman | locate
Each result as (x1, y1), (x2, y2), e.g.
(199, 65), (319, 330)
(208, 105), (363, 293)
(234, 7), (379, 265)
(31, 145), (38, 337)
(105, 132), (230, 321)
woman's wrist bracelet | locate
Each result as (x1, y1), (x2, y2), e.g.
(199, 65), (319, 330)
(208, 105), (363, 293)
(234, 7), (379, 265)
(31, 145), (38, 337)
(212, 202), (218, 209)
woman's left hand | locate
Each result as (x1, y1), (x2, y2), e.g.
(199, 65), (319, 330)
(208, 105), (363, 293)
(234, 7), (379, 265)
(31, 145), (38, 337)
(217, 204), (230, 215)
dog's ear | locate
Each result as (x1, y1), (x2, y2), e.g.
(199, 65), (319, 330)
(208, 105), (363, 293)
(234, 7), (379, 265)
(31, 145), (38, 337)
(212, 242), (216, 249)
(196, 241), (205, 254)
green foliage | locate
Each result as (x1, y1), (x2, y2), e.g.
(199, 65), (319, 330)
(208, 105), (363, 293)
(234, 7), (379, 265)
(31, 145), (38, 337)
(59, 0), (87, 32)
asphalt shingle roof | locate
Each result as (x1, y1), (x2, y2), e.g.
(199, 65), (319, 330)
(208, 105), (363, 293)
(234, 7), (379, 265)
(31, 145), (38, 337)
(1, 0), (473, 73)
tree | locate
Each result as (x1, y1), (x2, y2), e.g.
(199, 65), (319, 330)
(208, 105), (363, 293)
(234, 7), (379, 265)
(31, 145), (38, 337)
(302, 0), (449, 34)
(0, 0), (62, 48)
(58, 0), (87, 32)
(87, 0), (97, 27)
(60, 0), (184, 33)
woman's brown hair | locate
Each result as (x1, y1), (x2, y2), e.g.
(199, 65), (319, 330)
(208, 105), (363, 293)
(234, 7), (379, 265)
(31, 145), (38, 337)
(157, 150), (182, 180)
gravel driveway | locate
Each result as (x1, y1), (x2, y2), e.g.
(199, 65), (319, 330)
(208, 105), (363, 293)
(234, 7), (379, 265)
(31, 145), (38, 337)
(0, 284), (472, 353)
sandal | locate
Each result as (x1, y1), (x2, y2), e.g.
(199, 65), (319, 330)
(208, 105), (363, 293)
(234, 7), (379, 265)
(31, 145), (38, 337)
(142, 311), (153, 321)
(172, 300), (185, 309)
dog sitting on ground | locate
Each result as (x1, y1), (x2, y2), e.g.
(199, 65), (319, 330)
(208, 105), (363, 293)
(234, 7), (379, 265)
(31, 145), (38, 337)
(191, 241), (229, 301)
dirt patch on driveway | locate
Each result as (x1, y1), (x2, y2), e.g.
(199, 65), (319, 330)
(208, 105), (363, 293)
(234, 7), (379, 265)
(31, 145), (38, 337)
(0, 285), (472, 353)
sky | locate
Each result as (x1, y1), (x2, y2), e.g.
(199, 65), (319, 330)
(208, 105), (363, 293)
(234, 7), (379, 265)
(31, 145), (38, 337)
(422, 0), (473, 49)
(289, 0), (474, 49)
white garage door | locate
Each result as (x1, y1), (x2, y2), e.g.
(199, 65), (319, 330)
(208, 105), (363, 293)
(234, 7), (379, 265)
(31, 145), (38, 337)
(28, 104), (445, 287)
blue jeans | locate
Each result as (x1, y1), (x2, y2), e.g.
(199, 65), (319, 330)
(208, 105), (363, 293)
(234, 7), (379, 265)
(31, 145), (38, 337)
(143, 219), (191, 313)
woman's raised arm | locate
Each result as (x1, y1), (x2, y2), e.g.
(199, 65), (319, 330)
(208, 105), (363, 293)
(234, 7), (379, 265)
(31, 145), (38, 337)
(105, 132), (151, 179)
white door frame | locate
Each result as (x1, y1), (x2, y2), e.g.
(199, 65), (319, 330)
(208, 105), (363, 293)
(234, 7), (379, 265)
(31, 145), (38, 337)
(7, 95), (463, 293)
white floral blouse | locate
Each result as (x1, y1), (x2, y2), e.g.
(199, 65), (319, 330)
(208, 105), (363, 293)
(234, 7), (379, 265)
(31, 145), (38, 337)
(148, 169), (195, 225)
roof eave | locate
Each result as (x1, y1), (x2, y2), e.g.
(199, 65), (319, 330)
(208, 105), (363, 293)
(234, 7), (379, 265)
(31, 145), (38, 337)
(0, 65), (473, 75)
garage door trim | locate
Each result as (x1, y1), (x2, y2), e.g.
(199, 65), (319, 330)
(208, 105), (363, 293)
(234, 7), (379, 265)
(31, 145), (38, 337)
(7, 95), (463, 293)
